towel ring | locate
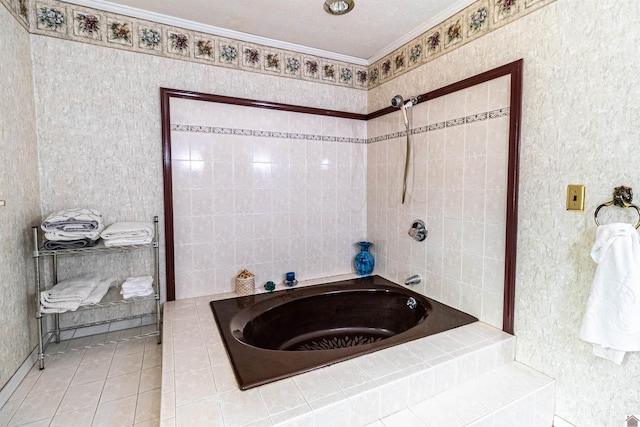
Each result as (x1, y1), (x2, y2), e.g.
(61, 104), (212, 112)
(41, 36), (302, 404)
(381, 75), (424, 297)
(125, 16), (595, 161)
(594, 186), (640, 229)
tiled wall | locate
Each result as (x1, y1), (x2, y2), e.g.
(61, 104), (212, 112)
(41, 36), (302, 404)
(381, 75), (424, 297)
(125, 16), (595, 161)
(367, 75), (511, 328)
(169, 98), (368, 299)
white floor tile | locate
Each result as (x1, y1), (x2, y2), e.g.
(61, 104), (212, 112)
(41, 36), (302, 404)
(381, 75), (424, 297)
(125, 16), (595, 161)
(50, 405), (97, 427)
(135, 388), (162, 423)
(57, 380), (104, 413)
(101, 371), (142, 403)
(8, 388), (65, 426)
(93, 394), (137, 427)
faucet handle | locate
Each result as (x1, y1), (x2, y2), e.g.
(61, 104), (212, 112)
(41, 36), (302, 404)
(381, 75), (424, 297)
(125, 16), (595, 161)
(408, 220), (427, 242)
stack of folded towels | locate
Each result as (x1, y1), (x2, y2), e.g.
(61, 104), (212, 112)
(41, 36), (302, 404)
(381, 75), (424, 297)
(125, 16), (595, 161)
(121, 276), (154, 299)
(100, 222), (154, 247)
(40, 273), (115, 313)
(41, 208), (104, 250)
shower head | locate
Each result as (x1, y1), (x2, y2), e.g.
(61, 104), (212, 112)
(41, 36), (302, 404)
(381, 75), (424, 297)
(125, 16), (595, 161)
(391, 95), (419, 109)
(392, 95), (409, 127)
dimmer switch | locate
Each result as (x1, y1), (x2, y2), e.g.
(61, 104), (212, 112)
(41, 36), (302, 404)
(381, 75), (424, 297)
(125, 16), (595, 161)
(566, 184), (585, 211)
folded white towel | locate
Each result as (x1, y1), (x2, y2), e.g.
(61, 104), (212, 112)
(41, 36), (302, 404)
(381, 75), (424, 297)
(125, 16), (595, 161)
(101, 222), (154, 240)
(40, 276), (115, 313)
(40, 293), (82, 313)
(579, 223), (640, 364)
(41, 273), (101, 304)
(82, 277), (117, 305)
(121, 276), (154, 299)
(104, 236), (153, 247)
(42, 208), (103, 232)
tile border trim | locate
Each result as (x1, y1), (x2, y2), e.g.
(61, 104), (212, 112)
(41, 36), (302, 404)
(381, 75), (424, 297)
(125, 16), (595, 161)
(170, 107), (509, 145)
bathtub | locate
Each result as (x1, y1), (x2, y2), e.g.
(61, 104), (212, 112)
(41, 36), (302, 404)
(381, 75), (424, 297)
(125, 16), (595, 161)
(210, 275), (477, 390)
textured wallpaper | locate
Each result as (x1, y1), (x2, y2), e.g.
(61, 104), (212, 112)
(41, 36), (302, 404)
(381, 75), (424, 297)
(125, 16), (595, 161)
(29, 36), (367, 304)
(369, 0), (640, 425)
(8, 0), (640, 424)
(0, 6), (41, 389)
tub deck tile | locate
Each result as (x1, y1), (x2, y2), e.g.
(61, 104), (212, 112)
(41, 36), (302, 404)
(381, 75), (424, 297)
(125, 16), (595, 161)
(161, 287), (520, 426)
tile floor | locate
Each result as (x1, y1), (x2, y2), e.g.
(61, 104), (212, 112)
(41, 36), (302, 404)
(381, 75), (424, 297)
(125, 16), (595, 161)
(0, 327), (162, 427)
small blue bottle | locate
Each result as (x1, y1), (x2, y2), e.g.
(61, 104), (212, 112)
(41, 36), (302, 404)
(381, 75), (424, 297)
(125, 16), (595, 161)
(354, 241), (374, 276)
(284, 271), (298, 287)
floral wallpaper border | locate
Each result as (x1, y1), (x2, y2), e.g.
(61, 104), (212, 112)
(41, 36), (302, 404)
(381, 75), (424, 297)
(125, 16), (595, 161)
(170, 107), (510, 145)
(369, 0), (555, 88)
(1, 0), (554, 91)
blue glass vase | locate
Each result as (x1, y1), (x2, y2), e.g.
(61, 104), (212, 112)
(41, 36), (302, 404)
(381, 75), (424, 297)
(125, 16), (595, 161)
(354, 241), (374, 276)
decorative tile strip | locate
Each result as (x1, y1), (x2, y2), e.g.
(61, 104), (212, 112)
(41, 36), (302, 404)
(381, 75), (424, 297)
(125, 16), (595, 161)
(446, 117), (466, 127)
(189, 125), (211, 133)
(489, 107), (510, 118)
(232, 128), (253, 136)
(466, 112), (489, 123)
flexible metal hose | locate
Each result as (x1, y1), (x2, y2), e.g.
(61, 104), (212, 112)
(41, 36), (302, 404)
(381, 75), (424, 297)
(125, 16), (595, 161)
(401, 121), (411, 204)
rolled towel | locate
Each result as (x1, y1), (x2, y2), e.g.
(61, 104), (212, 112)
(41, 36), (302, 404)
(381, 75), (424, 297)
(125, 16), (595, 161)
(43, 238), (101, 250)
(42, 208), (103, 232)
(44, 224), (104, 241)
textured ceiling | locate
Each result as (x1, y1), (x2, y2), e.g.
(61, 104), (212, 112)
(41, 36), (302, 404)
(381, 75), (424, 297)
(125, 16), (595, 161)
(88, 0), (475, 62)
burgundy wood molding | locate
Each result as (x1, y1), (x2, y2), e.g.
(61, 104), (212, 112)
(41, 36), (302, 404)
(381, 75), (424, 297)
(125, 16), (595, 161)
(161, 88), (368, 121)
(160, 88), (176, 301)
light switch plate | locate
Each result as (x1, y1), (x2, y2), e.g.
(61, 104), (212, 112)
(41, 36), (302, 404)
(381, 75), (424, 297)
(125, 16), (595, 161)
(566, 185), (585, 211)
(0, 200), (5, 206)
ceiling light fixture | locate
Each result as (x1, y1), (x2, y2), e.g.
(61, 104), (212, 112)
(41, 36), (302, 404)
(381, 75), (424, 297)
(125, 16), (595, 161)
(324, 0), (355, 15)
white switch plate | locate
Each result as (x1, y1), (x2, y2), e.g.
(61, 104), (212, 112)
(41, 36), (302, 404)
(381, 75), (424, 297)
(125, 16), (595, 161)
(0, 200), (5, 206)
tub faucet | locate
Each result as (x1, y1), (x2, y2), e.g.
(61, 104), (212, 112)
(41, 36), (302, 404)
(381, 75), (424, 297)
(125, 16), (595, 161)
(404, 275), (421, 286)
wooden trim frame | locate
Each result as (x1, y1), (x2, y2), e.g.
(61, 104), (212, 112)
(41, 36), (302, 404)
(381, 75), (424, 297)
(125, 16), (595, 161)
(160, 59), (522, 334)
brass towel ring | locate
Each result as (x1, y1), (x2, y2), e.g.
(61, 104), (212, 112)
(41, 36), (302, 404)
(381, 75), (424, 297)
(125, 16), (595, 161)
(594, 186), (640, 229)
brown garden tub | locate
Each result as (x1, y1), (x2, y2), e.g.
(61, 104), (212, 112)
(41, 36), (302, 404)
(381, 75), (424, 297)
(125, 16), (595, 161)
(209, 275), (477, 390)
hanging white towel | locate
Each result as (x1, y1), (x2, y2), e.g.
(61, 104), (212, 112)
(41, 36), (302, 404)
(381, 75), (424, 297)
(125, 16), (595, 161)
(579, 223), (640, 364)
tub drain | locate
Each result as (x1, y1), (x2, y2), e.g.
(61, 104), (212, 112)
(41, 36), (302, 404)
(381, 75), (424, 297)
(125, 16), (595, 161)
(294, 334), (383, 351)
